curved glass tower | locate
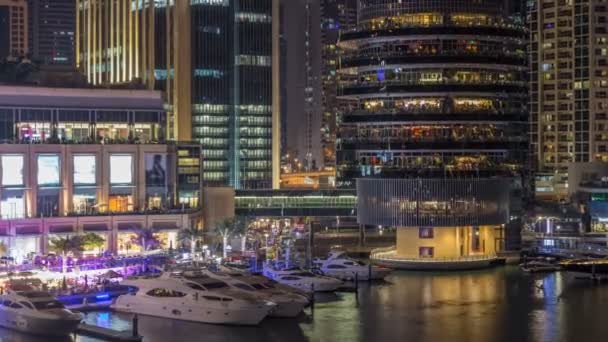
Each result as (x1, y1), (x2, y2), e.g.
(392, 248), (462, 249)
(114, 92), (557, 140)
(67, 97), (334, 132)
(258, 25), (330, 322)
(336, 0), (527, 268)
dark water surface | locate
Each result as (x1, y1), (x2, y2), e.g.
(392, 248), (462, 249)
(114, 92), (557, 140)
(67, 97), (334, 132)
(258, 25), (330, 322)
(2, 266), (608, 342)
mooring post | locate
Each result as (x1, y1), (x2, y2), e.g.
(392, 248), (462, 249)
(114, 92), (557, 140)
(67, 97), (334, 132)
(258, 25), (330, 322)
(311, 283), (315, 316)
(132, 313), (139, 338)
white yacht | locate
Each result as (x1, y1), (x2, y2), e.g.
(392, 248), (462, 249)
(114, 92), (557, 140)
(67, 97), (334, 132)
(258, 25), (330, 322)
(187, 269), (309, 318)
(313, 251), (392, 280)
(112, 277), (273, 325)
(262, 264), (343, 292)
(0, 291), (83, 336)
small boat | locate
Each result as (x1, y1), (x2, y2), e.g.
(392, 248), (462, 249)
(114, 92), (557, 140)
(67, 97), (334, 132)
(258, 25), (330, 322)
(520, 261), (561, 273)
(262, 264), (343, 292)
(0, 291), (83, 336)
(313, 251), (392, 280)
(112, 277), (273, 325)
(56, 285), (134, 310)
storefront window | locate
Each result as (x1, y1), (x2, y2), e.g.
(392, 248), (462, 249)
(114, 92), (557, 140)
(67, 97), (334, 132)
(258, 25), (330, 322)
(18, 122), (51, 142)
(108, 195), (133, 212)
(11, 236), (39, 263)
(73, 188), (97, 214)
(1, 192), (25, 219)
(74, 155), (96, 185)
(96, 124), (129, 141)
(110, 155), (133, 185)
(178, 191), (199, 209)
(117, 233), (141, 255)
(58, 123), (90, 141)
(37, 155), (60, 186)
(2, 155), (24, 186)
(37, 192), (59, 217)
(156, 231), (178, 251)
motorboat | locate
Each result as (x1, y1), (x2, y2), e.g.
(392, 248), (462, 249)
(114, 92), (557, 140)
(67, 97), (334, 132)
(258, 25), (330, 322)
(262, 264), (343, 292)
(112, 277), (273, 325)
(0, 291), (83, 336)
(313, 251), (392, 280)
(186, 269), (309, 318)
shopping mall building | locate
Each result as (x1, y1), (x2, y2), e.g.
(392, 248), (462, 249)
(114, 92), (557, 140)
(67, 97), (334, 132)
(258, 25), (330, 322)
(0, 86), (202, 261)
(336, 0), (528, 269)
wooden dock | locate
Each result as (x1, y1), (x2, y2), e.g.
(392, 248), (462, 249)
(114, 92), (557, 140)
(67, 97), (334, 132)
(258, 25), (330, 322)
(76, 323), (142, 342)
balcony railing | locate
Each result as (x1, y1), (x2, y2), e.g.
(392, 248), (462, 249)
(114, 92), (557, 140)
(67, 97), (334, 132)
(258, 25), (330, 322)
(371, 247), (498, 263)
(341, 53), (526, 70)
(340, 26), (526, 42)
(339, 83), (527, 97)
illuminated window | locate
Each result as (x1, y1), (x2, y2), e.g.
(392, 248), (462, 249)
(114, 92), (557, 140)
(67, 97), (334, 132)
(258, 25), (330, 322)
(2, 155), (24, 186)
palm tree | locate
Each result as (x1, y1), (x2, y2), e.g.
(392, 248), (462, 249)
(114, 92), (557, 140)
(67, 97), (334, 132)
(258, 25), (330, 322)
(130, 227), (160, 253)
(49, 236), (83, 273)
(81, 233), (106, 255)
(178, 226), (205, 260)
(214, 216), (248, 258)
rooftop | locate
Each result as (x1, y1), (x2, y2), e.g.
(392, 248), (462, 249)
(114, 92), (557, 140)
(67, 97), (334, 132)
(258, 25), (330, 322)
(0, 85), (164, 110)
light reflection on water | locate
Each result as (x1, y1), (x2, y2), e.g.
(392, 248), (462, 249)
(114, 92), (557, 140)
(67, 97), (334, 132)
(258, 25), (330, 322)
(1, 267), (608, 342)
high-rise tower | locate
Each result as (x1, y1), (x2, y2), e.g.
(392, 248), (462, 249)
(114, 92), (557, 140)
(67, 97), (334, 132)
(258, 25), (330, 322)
(0, 0), (27, 59)
(76, 0), (281, 190)
(337, 0), (528, 268)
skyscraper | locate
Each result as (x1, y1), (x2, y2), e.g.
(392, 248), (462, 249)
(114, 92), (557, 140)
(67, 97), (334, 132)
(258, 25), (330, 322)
(0, 0), (27, 59)
(529, 0), (608, 199)
(76, 0), (281, 190)
(320, 0), (357, 169)
(27, 0), (75, 65)
(282, 0), (322, 171)
(338, 0), (527, 267)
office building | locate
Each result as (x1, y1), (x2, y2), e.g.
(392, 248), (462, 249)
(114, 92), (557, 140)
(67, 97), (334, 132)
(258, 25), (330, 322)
(529, 0), (608, 199)
(27, 0), (76, 66)
(337, 0), (527, 268)
(75, 0), (281, 190)
(0, 0), (28, 59)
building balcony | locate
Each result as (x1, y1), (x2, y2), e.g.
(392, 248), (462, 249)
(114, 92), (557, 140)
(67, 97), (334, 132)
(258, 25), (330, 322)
(341, 111), (527, 124)
(340, 53), (526, 70)
(338, 138), (527, 151)
(339, 83), (527, 97)
(339, 26), (525, 43)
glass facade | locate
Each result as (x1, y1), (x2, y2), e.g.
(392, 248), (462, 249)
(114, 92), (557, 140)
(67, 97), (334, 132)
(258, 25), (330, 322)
(0, 107), (165, 143)
(336, 0), (528, 188)
(77, 0), (276, 190)
(191, 0), (273, 189)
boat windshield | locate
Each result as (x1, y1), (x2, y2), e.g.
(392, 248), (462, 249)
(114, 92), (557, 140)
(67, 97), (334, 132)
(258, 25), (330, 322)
(291, 272), (316, 277)
(202, 282), (229, 290)
(233, 283), (255, 291)
(32, 300), (65, 310)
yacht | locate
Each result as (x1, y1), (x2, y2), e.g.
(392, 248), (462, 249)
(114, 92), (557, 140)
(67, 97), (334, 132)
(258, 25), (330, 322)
(112, 277), (273, 325)
(0, 291), (83, 336)
(186, 269), (309, 318)
(313, 251), (392, 281)
(262, 264), (343, 292)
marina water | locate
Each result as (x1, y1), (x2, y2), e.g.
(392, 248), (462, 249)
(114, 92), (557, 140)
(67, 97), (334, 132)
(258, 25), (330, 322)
(2, 266), (608, 342)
